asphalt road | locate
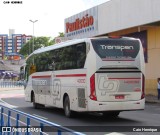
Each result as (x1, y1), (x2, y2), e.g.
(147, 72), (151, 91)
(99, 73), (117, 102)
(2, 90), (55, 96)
(1, 89), (160, 135)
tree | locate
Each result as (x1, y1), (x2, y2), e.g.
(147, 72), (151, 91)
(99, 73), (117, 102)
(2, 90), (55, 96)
(19, 37), (53, 56)
(19, 32), (65, 56)
(58, 32), (64, 37)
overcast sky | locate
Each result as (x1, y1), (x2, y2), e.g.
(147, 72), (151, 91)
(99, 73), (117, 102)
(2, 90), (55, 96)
(0, 0), (110, 38)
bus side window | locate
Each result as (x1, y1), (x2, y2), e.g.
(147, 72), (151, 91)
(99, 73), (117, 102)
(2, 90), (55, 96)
(51, 49), (61, 70)
(76, 43), (86, 68)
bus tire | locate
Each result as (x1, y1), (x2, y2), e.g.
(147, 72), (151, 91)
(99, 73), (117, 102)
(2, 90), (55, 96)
(32, 93), (45, 109)
(103, 111), (120, 118)
(32, 93), (39, 109)
(63, 96), (75, 118)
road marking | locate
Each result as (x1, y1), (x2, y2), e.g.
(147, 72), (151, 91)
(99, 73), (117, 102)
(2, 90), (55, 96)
(105, 132), (126, 135)
(0, 99), (18, 108)
(32, 114), (48, 120)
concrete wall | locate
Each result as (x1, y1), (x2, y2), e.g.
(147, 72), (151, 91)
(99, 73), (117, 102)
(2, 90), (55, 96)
(145, 27), (160, 95)
(98, 0), (160, 35)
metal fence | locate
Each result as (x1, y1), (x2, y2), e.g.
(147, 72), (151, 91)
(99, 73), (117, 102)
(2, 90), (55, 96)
(0, 81), (24, 88)
(0, 105), (85, 135)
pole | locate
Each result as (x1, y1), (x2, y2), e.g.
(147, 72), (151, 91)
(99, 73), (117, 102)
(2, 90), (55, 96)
(32, 22), (34, 53)
(29, 20), (38, 64)
(29, 40), (30, 55)
(29, 20), (38, 53)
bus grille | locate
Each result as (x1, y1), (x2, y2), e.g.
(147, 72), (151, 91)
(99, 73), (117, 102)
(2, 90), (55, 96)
(78, 88), (86, 108)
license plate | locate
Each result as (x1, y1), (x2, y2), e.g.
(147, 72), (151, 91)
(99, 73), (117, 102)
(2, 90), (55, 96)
(115, 95), (124, 99)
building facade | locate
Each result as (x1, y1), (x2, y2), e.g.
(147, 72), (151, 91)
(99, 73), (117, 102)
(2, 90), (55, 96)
(64, 0), (160, 95)
(0, 29), (32, 60)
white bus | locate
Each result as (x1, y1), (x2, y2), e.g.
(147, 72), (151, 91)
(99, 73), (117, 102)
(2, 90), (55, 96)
(24, 37), (145, 117)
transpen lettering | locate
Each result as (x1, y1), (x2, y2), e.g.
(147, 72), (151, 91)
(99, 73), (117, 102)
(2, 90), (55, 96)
(100, 45), (134, 51)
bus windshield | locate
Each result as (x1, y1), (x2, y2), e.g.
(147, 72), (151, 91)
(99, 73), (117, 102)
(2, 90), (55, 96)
(91, 38), (140, 61)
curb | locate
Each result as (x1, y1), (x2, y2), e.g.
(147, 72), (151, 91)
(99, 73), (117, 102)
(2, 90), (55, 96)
(145, 100), (160, 104)
(145, 95), (160, 104)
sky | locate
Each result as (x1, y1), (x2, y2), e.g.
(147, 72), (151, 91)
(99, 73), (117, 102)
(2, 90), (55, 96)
(0, 0), (110, 38)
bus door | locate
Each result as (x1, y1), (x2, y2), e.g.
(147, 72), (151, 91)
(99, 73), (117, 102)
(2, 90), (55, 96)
(46, 55), (61, 106)
(44, 72), (54, 106)
(44, 71), (61, 106)
(51, 72), (61, 106)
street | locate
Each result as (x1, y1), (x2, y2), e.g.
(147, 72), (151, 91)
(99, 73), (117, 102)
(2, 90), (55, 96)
(0, 89), (160, 135)
(1, 0), (160, 135)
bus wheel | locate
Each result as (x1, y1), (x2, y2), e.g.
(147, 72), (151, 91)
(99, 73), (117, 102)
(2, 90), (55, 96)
(32, 93), (39, 109)
(103, 111), (120, 118)
(64, 96), (75, 118)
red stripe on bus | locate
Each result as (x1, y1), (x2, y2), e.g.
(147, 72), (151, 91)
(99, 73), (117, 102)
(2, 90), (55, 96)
(56, 74), (86, 77)
(32, 75), (51, 78)
(108, 78), (141, 80)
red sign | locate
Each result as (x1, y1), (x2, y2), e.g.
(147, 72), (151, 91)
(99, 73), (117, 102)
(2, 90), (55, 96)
(66, 14), (94, 33)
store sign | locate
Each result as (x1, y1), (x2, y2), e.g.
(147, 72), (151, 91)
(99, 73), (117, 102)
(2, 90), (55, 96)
(66, 14), (94, 33)
(64, 6), (98, 39)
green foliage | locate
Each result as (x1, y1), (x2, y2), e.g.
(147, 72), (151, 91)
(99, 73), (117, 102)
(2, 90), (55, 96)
(58, 32), (64, 37)
(19, 32), (65, 56)
(19, 37), (52, 56)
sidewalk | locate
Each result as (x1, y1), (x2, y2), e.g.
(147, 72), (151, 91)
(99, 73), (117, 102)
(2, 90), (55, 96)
(0, 87), (24, 91)
(145, 94), (160, 104)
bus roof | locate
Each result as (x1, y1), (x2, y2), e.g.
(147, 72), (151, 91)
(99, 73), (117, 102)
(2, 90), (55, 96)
(27, 38), (87, 58)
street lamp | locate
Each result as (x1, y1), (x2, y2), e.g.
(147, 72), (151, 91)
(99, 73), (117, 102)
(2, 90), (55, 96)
(29, 20), (38, 53)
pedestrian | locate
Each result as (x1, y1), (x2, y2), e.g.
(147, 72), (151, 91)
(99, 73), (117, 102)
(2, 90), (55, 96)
(157, 78), (160, 100)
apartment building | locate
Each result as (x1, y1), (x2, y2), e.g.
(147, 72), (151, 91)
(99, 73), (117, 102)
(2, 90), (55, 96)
(0, 29), (32, 60)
